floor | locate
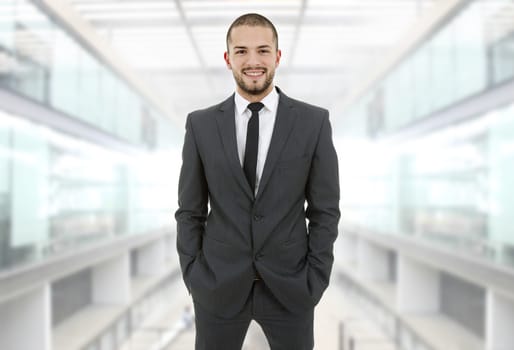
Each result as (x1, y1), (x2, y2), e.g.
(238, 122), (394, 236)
(121, 274), (397, 350)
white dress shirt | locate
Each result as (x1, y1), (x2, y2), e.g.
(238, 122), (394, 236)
(234, 87), (279, 194)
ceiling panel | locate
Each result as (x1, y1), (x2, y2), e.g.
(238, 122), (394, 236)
(67, 0), (438, 121)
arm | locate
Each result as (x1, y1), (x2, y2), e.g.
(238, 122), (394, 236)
(305, 112), (340, 302)
(175, 114), (208, 288)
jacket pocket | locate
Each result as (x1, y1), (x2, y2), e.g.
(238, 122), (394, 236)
(282, 235), (308, 247)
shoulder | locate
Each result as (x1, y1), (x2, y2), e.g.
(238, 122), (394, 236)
(186, 94), (233, 124)
(288, 97), (328, 117)
(283, 95), (329, 132)
(278, 87), (328, 121)
(188, 102), (222, 124)
(279, 92), (334, 141)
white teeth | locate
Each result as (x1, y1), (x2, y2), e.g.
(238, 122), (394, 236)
(245, 71), (264, 76)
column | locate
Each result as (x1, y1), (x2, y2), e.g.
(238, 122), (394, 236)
(136, 238), (165, 276)
(0, 285), (51, 350)
(486, 290), (514, 350)
(92, 253), (131, 304)
(397, 255), (439, 312)
(357, 239), (390, 281)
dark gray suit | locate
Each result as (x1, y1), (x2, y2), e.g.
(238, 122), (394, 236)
(176, 88), (340, 328)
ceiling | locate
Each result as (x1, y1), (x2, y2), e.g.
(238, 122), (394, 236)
(67, 0), (438, 122)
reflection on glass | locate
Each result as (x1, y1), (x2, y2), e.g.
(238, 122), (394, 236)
(339, 0), (514, 271)
(0, 111), (178, 272)
(0, 1), (16, 52)
(430, 21), (455, 112)
(51, 30), (80, 117)
(0, 117), (10, 268)
(454, 2), (487, 100)
(0, 0), (169, 149)
(483, 0), (514, 84)
(351, 0), (513, 138)
(339, 102), (514, 269)
(13, 0), (53, 102)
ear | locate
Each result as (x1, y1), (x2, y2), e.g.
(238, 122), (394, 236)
(224, 52), (232, 70)
(275, 49), (282, 67)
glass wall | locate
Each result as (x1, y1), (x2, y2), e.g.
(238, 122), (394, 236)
(0, 0), (172, 148)
(0, 121), (9, 268)
(339, 101), (514, 268)
(0, 109), (179, 272)
(0, 0), (182, 272)
(337, 0), (514, 269)
(348, 0), (514, 138)
(487, 0), (514, 84)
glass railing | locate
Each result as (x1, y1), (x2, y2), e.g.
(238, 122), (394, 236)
(0, 0), (183, 273)
(341, 0), (514, 139)
(0, 110), (180, 272)
(336, 0), (514, 271)
(337, 101), (514, 270)
(0, 0), (174, 148)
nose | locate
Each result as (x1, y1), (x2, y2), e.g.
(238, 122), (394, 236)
(246, 50), (261, 66)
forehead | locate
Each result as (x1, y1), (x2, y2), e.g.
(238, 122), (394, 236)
(228, 25), (275, 47)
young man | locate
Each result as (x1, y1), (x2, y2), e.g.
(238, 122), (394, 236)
(175, 13), (340, 350)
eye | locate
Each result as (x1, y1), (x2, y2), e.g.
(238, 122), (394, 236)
(259, 49), (270, 54)
(235, 49), (246, 55)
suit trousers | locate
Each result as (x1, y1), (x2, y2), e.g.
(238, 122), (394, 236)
(193, 280), (314, 350)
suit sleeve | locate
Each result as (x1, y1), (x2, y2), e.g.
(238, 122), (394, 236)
(305, 111), (340, 302)
(175, 114), (208, 288)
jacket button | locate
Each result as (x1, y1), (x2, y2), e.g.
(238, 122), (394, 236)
(253, 215), (263, 221)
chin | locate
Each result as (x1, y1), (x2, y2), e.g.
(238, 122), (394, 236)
(249, 86), (267, 95)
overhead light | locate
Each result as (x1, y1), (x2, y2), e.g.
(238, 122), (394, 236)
(83, 12), (179, 20)
(186, 10), (301, 18)
(75, 1), (176, 12)
(183, 0), (302, 10)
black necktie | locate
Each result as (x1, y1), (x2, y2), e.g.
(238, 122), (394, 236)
(244, 102), (264, 192)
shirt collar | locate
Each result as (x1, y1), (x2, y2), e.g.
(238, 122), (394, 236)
(234, 86), (279, 118)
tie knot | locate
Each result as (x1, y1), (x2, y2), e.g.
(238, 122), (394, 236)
(247, 102), (264, 113)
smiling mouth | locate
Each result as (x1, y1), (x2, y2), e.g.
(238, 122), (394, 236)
(243, 69), (266, 78)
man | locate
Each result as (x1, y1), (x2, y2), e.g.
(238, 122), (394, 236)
(175, 13), (340, 350)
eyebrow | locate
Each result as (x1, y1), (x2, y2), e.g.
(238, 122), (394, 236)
(232, 45), (272, 50)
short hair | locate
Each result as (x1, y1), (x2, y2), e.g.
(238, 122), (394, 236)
(226, 13), (279, 52)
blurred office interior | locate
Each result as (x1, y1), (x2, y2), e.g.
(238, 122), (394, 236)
(1, 0), (514, 349)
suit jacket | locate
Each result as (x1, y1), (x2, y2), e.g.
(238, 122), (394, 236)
(175, 88), (340, 317)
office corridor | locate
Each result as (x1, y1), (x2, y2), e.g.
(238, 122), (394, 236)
(2, 0), (514, 349)
(118, 269), (396, 350)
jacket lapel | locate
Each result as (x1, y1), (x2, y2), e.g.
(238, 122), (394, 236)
(256, 89), (296, 200)
(215, 95), (254, 199)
